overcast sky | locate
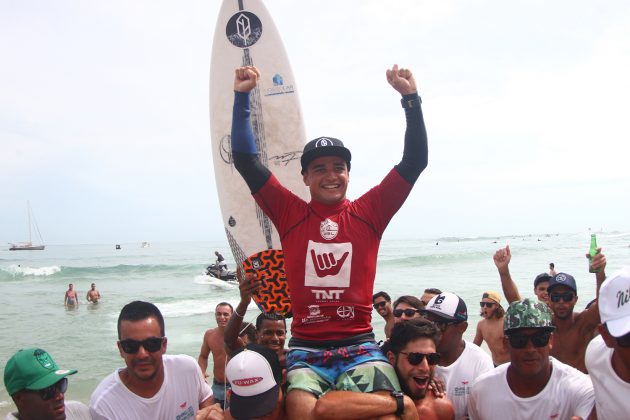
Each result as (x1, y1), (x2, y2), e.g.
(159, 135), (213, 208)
(2, 0), (629, 245)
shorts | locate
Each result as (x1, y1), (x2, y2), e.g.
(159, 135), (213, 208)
(211, 380), (230, 409)
(286, 342), (400, 397)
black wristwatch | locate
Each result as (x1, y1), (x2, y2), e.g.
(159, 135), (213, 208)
(390, 391), (404, 417)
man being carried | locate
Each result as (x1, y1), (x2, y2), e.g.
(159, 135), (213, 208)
(493, 245), (606, 372)
(585, 266), (630, 419)
(198, 302), (234, 409)
(230, 63), (427, 416)
(373, 291), (395, 339)
(90, 301), (220, 419)
(469, 299), (594, 420)
(473, 290), (509, 366)
(86, 283), (101, 303)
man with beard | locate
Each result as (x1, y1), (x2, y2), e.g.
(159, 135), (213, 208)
(373, 291), (395, 339)
(312, 318), (454, 419)
(473, 290), (509, 366)
(90, 301), (220, 419)
(493, 245), (606, 373)
(198, 302), (234, 408)
(469, 299), (594, 420)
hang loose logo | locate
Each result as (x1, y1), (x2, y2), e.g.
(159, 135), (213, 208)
(310, 249), (349, 277)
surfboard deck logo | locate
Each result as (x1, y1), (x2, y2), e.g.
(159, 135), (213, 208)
(226, 11), (262, 48)
(243, 249), (292, 318)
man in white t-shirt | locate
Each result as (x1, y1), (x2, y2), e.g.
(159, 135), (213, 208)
(90, 300), (222, 420)
(469, 299), (594, 420)
(3, 347), (91, 420)
(585, 266), (630, 420)
(421, 292), (493, 419)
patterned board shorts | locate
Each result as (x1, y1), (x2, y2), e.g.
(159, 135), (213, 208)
(286, 342), (401, 397)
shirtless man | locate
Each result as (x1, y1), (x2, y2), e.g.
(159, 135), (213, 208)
(313, 318), (454, 420)
(198, 302), (233, 408)
(86, 283), (101, 303)
(64, 284), (79, 307)
(373, 291), (395, 339)
(493, 244), (606, 373)
(473, 290), (509, 365)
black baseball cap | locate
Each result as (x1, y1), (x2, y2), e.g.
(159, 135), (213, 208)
(547, 273), (578, 294)
(300, 137), (351, 173)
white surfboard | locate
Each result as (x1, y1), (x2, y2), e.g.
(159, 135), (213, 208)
(210, 0), (308, 266)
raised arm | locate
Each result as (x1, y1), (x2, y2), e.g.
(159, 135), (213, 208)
(582, 248), (607, 326)
(230, 66), (272, 193)
(312, 390), (418, 420)
(493, 245), (522, 303)
(224, 270), (261, 355)
(386, 64), (428, 184)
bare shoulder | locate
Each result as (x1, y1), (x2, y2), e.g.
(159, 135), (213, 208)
(418, 392), (455, 420)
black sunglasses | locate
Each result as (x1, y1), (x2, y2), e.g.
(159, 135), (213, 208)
(119, 337), (164, 354)
(373, 301), (388, 309)
(507, 331), (551, 349)
(549, 292), (575, 303)
(393, 308), (421, 318)
(32, 377), (68, 400)
(398, 351), (441, 366)
(479, 302), (496, 308)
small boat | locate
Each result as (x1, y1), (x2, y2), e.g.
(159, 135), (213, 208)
(9, 201), (45, 251)
(141, 241), (150, 248)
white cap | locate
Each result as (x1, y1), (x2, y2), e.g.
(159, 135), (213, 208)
(422, 292), (468, 321)
(599, 266), (630, 337)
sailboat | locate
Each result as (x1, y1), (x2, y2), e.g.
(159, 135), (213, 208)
(9, 201), (46, 251)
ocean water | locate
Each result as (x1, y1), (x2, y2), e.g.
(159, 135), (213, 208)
(1, 232), (629, 415)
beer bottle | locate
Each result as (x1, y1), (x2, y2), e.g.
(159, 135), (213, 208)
(588, 234), (600, 273)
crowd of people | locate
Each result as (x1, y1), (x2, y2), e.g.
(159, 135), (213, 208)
(4, 64), (629, 420)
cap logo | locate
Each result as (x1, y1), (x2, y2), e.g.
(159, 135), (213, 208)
(434, 295), (445, 305)
(616, 289), (630, 308)
(34, 349), (54, 370)
(556, 274), (567, 282)
(233, 377), (263, 387)
(315, 138), (331, 147)
(55, 369), (70, 375)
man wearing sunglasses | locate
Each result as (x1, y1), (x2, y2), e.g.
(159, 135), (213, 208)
(3, 347), (90, 420)
(421, 292), (493, 419)
(90, 301), (218, 419)
(473, 291), (509, 366)
(312, 318), (454, 419)
(469, 299), (594, 420)
(586, 267), (630, 419)
(380, 295), (424, 355)
(372, 291), (395, 339)
(493, 245), (607, 373)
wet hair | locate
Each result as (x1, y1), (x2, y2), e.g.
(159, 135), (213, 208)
(256, 312), (287, 331)
(372, 291), (391, 303)
(215, 302), (234, 312)
(550, 263), (555, 269)
(423, 288), (442, 295)
(393, 295), (424, 311)
(117, 301), (165, 339)
(389, 318), (442, 354)
(239, 322), (257, 342)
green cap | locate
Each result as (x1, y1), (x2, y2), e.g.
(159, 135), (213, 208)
(504, 299), (555, 333)
(3, 348), (77, 396)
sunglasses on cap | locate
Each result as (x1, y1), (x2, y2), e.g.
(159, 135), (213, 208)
(393, 308), (421, 318)
(549, 292), (575, 303)
(29, 377), (68, 400)
(479, 301), (496, 308)
(119, 337), (164, 354)
(373, 301), (388, 309)
(507, 331), (551, 349)
(398, 351), (441, 366)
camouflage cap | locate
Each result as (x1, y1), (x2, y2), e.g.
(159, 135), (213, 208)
(504, 299), (555, 333)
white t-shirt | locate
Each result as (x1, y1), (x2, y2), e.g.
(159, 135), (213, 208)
(468, 357), (594, 420)
(4, 400), (92, 420)
(435, 340), (493, 420)
(585, 335), (630, 420)
(90, 354), (212, 420)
